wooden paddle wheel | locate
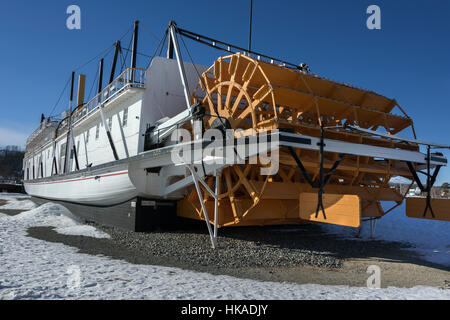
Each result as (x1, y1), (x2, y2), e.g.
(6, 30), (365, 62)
(176, 52), (434, 228)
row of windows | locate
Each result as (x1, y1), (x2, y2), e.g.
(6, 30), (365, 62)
(89, 107), (128, 142)
(27, 108), (129, 179)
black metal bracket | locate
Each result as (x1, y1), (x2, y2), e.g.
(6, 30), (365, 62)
(51, 156), (58, 175)
(72, 145), (80, 171)
(288, 124), (345, 220)
(406, 145), (442, 218)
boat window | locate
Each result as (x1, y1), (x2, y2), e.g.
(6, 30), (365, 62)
(108, 117), (112, 131)
(95, 124), (100, 139)
(123, 108), (128, 127)
(86, 129), (90, 143)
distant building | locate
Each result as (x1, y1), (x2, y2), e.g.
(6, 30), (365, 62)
(390, 181), (449, 199)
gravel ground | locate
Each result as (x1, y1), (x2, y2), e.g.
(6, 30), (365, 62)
(27, 221), (424, 270)
(0, 209), (27, 216)
(0, 199), (28, 216)
(101, 223), (346, 269)
(26, 221), (449, 288)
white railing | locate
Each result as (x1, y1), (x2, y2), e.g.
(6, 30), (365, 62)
(26, 121), (52, 145)
(72, 68), (146, 125)
(25, 68), (146, 155)
(25, 120), (59, 148)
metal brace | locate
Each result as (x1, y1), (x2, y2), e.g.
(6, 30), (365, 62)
(406, 145), (442, 218)
(172, 150), (220, 248)
(288, 124), (345, 219)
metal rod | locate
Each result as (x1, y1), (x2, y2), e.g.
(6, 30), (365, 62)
(288, 146), (316, 187)
(345, 125), (450, 149)
(424, 145), (435, 218)
(315, 123), (326, 219)
(214, 170), (220, 239)
(248, 0), (253, 52)
(176, 27), (301, 69)
(71, 134), (80, 171)
(189, 166), (217, 249)
(97, 59), (119, 161)
(169, 21), (192, 110)
(51, 136), (58, 175)
(97, 58), (104, 94)
(172, 150), (217, 248)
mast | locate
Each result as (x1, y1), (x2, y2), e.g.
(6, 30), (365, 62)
(167, 32), (174, 59)
(130, 20), (139, 81)
(63, 71), (75, 174)
(248, 0), (253, 52)
(109, 41), (121, 84)
(97, 58), (104, 94)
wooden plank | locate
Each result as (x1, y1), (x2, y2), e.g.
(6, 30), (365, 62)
(250, 181), (402, 202)
(406, 197), (450, 222)
(299, 193), (361, 227)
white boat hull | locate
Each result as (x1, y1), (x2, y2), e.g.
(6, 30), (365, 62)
(24, 166), (137, 206)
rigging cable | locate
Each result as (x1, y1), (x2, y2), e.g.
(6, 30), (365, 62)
(141, 23), (162, 43)
(119, 33), (133, 73)
(178, 29), (243, 174)
(48, 75), (72, 118)
(49, 38), (120, 117)
(179, 31), (227, 131)
(121, 47), (153, 59)
(73, 23), (132, 72)
(178, 28), (245, 164)
(158, 30), (168, 57)
(86, 67), (99, 103)
(73, 43), (115, 72)
(146, 29), (168, 69)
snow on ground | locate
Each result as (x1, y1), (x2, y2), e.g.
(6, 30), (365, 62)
(0, 193), (35, 210)
(13, 203), (110, 239)
(321, 203), (450, 267)
(0, 197), (36, 210)
(0, 196), (449, 300)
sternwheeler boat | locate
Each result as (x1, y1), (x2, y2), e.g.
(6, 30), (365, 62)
(23, 21), (450, 247)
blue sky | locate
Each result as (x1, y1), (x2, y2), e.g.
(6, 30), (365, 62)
(0, 0), (449, 183)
